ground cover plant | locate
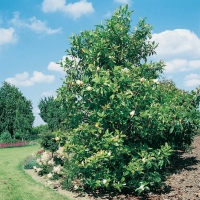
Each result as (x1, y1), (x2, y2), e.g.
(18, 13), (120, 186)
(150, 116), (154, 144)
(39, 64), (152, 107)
(0, 145), (68, 200)
(37, 5), (200, 195)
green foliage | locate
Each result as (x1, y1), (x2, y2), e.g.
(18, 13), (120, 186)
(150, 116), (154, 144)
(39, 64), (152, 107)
(0, 131), (12, 143)
(40, 132), (59, 155)
(38, 96), (66, 131)
(15, 131), (36, 141)
(57, 5), (200, 194)
(61, 155), (81, 190)
(23, 156), (39, 169)
(33, 124), (49, 135)
(0, 82), (34, 139)
(40, 130), (67, 155)
(31, 124), (49, 141)
(15, 132), (23, 140)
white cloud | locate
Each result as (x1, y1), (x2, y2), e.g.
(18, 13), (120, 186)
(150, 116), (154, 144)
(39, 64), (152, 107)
(6, 71), (55, 87)
(47, 55), (79, 73)
(42, 0), (95, 19)
(151, 29), (200, 78)
(152, 29), (200, 60)
(0, 27), (17, 46)
(165, 59), (200, 73)
(114, 0), (132, 4)
(11, 13), (61, 34)
(184, 73), (200, 87)
(42, 0), (66, 12)
(47, 62), (64, 73)
(30, 71), (55, 83)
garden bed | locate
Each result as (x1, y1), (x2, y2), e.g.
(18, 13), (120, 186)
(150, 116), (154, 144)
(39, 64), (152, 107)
(24, 135), (200, 200)
(0, 141), (36, 148)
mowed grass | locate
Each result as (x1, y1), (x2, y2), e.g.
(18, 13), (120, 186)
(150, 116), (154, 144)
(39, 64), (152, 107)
(0, 145), (69, 200)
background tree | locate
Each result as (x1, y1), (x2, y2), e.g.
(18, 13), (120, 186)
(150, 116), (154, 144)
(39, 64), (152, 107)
(38, 96), (65, 131)
(32, 124), (49, 136)
(57, 5), (200, 193)
(0, 82), (34, 139)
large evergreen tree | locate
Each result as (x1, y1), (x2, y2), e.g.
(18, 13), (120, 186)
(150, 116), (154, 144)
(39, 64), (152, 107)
(0, 82), (34, 138)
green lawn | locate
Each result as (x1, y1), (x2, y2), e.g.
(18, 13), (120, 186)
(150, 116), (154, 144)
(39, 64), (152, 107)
(0, 145), (69, 200)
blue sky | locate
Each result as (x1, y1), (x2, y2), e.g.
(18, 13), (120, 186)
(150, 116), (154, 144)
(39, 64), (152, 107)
(0, 0), (200, 126)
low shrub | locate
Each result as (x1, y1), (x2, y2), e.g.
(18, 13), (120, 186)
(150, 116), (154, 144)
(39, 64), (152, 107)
(40, 130), (68, 156)
(0, 131), (13, 143)
(40, 132), (59, 156)
(33, 147), (66, 181)
(23, 156), (39, 169)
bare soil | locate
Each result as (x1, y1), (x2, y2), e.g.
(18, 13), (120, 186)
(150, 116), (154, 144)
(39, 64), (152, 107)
(25, 135), (200, 200)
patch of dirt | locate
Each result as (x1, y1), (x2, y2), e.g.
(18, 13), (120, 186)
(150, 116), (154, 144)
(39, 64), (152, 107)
(25, 136), (200, 200)
(148, 135), (200, 200)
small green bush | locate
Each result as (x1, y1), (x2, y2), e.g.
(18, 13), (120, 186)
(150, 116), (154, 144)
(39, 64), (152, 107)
(38, 165), (52, 176)
(40, 130), (67, 156)
(15, 132), (22, 140)
(23, 156), (39, 169)
(0, 131), (13, 143)
(40, 132), (59, 156)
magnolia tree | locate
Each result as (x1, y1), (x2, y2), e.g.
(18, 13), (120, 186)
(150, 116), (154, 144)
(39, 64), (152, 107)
(57, 5), (200, 193)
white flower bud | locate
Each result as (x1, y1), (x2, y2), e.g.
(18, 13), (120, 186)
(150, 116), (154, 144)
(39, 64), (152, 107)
(140, 77), (146, 82)
(142, 158), (146, 163)
(47, 173), (53, 178)
(107, 151), (111, 156)
(76, 80), (83, 86)
(86, 86), (92, 91)
(153, 79), (159, 84)
(130, 110), (135, 117)
(138, 184), (145, 191)
(76, 80), (81, 85)
(74, 185), (78, 190)
(122, 68), (129, 73)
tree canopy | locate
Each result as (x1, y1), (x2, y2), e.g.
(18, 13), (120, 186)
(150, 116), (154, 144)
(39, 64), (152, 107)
(0, 82), (34, 138)
(38, 96), (66, 131)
